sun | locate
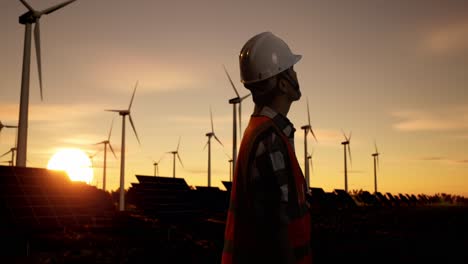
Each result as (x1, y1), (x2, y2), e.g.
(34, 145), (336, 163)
(47, 148), (94, 184)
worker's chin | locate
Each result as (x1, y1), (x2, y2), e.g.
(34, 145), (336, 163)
(292, 90), (301, 101)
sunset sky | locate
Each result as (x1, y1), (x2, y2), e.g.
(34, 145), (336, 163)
(1, 0), (467, 197)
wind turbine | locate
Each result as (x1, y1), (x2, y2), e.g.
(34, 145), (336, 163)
(223, 65), (251, 178)
(372, 141), (381, 194)
(300, 98), (317, 188)
(15, 0), (77, 167)
(105, 81), (141, 211)
(341, 130), (352, 192)
(1, 147), (17, 166)
(94, 118), (117, 192)
(204, 107), (224, 187)
(167, 136), (183, 178)
(153, 154), (165, 176)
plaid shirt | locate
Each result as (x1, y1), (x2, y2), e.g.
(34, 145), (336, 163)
(249, 106), (297, 226)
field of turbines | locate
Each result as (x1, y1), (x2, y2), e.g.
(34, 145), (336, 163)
(2, 1), (468, 263)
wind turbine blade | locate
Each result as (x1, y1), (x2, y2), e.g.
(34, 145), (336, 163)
(34, 21), (43, 101)
(177, 153), (184, 168)
(348, 131), (352, 142)
(341, 129), (348, 141)
(105, 109), (122, 113)
(128, 81), (138, 110)
(307, 97), (311, 126)
(108, 142), (117, 159)
(5, 125), (18, 128)
(203, 140), (209, 150)
(41, 0), (76, 15)
(309, 156), (314, 173)
(108, 118), (115, 140)
(223, 65), (240, 97)
(158, 153), (166, 163)
(128, 115), (141, 145)
(348, 144), (352, 166)
(309, 127), (318, 142)
(214, 134), (224, 147)
(176, 136), (181, 151)
(0, 150), (11, 159)
(240, 93), (251, 101)
(210, 106), (214, 133)
(377, 155), (380, 170)
(20, 0), (34, 12)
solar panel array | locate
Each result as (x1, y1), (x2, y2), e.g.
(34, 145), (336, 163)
(129, 175), (201, 222)
(0, 165), (115, 232)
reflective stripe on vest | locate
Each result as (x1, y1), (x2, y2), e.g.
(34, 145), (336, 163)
(222, 116), (311, 264)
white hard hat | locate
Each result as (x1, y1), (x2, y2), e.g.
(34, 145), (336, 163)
(239, 31), (302, 84)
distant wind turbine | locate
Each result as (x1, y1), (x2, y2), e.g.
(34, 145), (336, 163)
(153, 153), (165, 176)
(94, 118), (117, 192)
(167, 136), (183, 178)
(15, 0), (77, 167)
(105, 81), (141, 211)
(1, 147), (17, 166)
(341, 130), (352, 192)
(223, 65), (251, 178)
(372, 141), (381, 194)
(204, 106), (224, 187)
(300, 97), (317, 188)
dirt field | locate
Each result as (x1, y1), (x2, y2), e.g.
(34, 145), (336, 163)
(3, 204), (467, 263)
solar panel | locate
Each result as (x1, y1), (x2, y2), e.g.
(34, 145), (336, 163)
(0, 165), (115, 232)
(130, 175), (200, 221)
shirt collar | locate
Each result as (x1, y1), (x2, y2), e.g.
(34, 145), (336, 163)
(258, 106), (296, 138)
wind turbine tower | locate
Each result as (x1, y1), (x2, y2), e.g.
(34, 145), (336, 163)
(168, 137), (183, 178)
(372, 142), (380, 194)
(341, 131), (352, 192)
(300, 98), (317, 188)
(16, 0), (77, 167)
(223, 65), (251, 178)
(105, 81), (141, 211)
(228, 159), (233, 182)
(94, 119), (117, 191)
(205, 107), (224, 187)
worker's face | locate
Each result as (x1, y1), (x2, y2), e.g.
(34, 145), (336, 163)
(282, 67), (301, 102)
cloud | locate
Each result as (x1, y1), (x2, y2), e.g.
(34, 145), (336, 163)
(422, 20), (468, 55)
(90, 53), (208, 93)
(417, 156), (468, 165)
(420, 156), (446, 161)
(391, 105), (468, 132)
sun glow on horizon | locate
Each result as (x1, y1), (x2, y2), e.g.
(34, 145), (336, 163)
(47, 148), (94, 184)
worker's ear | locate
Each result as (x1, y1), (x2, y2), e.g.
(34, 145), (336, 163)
(277, 77), (288, 94)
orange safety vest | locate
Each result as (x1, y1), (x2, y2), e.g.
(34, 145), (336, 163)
(222, 115), (311, 264)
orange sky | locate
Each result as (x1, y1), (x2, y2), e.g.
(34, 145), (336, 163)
(1, 0), (467, 197)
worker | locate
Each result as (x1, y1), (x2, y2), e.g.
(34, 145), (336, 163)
(222, 31), (311, 264)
